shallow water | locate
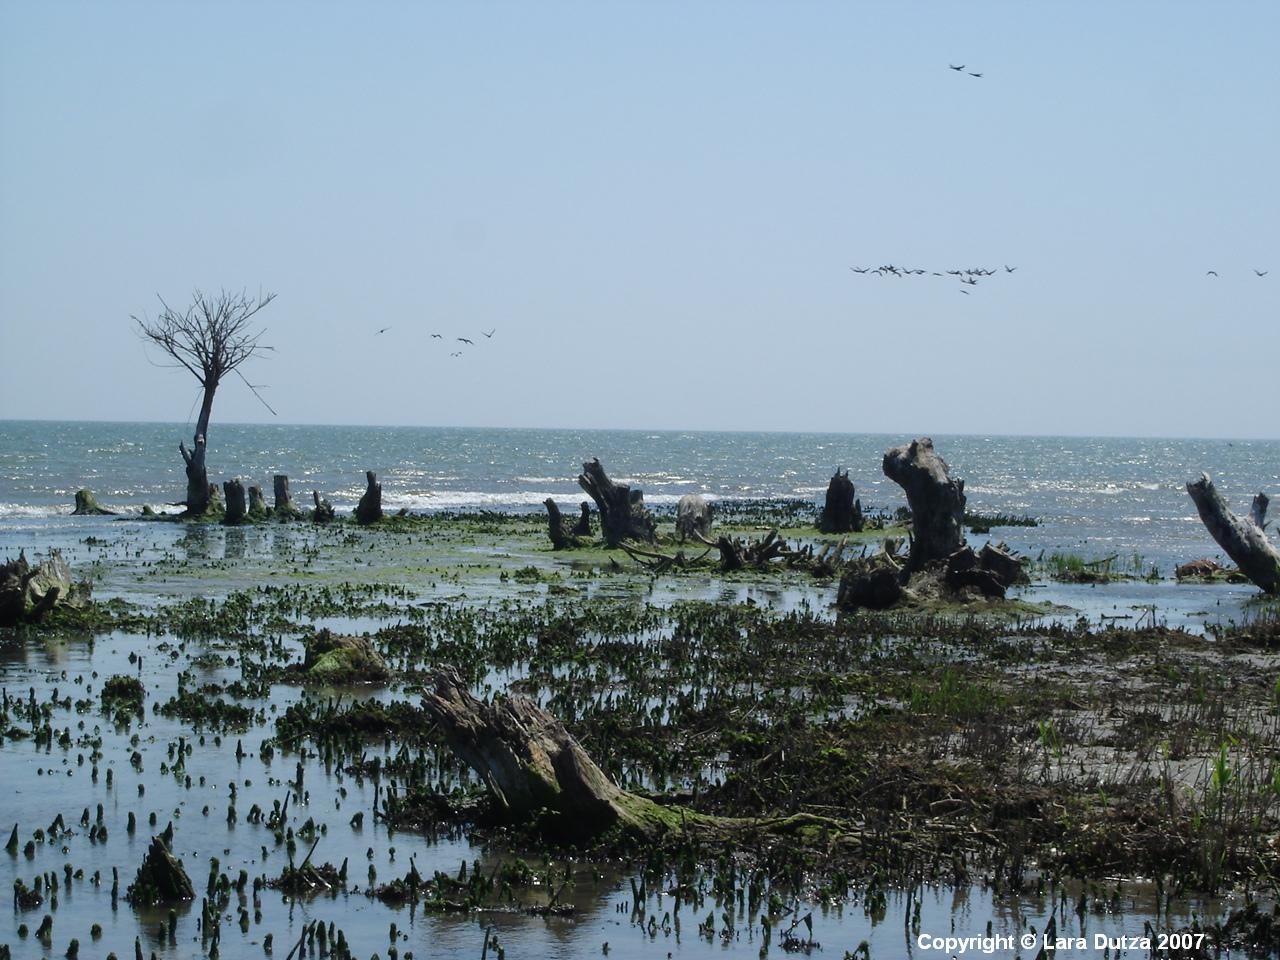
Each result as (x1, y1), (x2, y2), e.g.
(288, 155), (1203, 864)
(3, 422), (1277, 957)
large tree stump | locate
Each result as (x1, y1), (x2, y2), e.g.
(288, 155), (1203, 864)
(543, 499), (583, 550)
(223, 479), (247, 525)
(675, 494), (713, 541)
(422, 670), (670, 839)
(179, 436), (210, 516)
(71, 489), (117, 516)
(355, 471), (382, 525)
(273, 475), (303, 519)
(0, 550), (84, 627)
(817, 469), (863, 533)
(883, 438), (966, 571)
(577, 459), (656, 547)
(1186, 474), (1279, 594)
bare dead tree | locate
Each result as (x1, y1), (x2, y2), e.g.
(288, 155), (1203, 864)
(133, 288), (276, 515)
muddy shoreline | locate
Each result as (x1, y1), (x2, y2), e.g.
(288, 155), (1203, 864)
(3, 507), (1279, 958)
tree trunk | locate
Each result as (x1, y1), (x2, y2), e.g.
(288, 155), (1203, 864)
(1186, 474), (1280, 594)
(223, 479), (247, 525)
(817, 469), (863, 533)
(72, 489), (117, 515)
(179, 437), (210, 515)
(577, 459), (655, 547)
(126, 835), (194, 905)
(571, 502), (593, 537)
(543, 499), (582, 550)
(311, 491), (335, 524)
(883, 438), (966, 571)
(273, 475), (302, 519)
(355, 471), (382, 525)
(422, 669), (668, 840)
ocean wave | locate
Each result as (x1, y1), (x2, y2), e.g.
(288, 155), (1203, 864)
(0, 503), (72, 518)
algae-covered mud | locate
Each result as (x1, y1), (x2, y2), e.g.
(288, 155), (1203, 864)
(3, 425), (1280, 959)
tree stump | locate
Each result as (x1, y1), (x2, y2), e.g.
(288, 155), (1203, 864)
(675, 494), (713, 541)
(179, 436), (210, 516)
(71, 489), (116, 516)
(247, 484), (269, 520)
(817, 469), (863, 533)
(273, 475), (302, 519)
(223, 479), (247, 525)
(543, 499), (583, 550)
(1186, 474), (1279, 594)
(355, 471), (382, 525)
(571, 502), (593, 537)
(311, 491), (335, 524)
(577, 459), (656, 547)
(883, 438), (966, 571)
(126, 835), (194, 905)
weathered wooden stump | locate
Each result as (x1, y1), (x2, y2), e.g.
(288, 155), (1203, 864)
(571, 502), (592, 537)
(223, 479), (247, 525)
(71, 489), (116, 516)
(311, 491), (335, 524)
(355, 471), (382, 525)
(126, 835), (194, 905)
(273, 474), (303, 519)
(817, 469), (863, 533)
(577, 458), (656, 547)
(883, 438), (966, 571)
(1, 550), (78, 626)
(837, 549), (904, 610)
(1186, 474), (1279, 594)
(675, 494), (713, 541)
(543, 499), (583, 550)
(248, 484), (270, 520)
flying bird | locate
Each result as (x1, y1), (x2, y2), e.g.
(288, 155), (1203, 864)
(450, 351), (463, 357)
(959, 289), (971, 295)
(457, 337), (474, 345)
(1206, 270), (1218, 277)
(1004, 265), (1017, 273)
(482, 328), (495, 338)
(968, 72), (983, 78)
(431, 333), (443, 339)
(375, 326), (391, 336)
(1255, 269), (1269, 277)
(949, 64), (965, 71)
(850, 266), (870, 274)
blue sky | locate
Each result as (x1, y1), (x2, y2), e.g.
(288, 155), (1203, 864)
(1, 1), (1276, 437)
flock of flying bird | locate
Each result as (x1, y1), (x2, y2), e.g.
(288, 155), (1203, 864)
(373, 325), (497, 357)
(849, 263), (1017, 294)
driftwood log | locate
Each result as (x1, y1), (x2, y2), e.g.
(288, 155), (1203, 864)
(179, 436), (210, 516)
(883, 438), (966, 571)
(944, 543), (1028, 598)
(71, 488), (116, 516)
(311, 491), (335, 524)
(273, 475), (303, 519)
(355, 471), (382, 525)
(817, 469), (863, 533)
(223, 479), (247, 525)
(1186, 474), (1279, 594)
(577, 459), (656, 547)
(422, 670), (674, 839)
(675, 494), (713, 541)
(421, 670), (848, 846)
(543, 499), (584, 550)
